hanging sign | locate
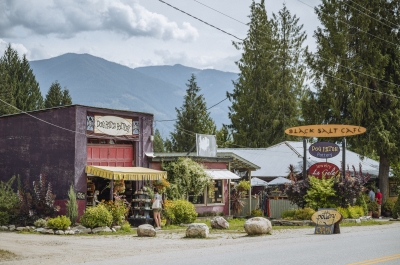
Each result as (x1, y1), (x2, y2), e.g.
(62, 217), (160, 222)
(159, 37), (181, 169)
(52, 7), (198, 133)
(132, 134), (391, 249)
(94, 116), (132, 136)
(309, 142), (340, 159)
(308, 162), (340, 179)
(312, 209), (342, 235)
(285, 124), (366, 137)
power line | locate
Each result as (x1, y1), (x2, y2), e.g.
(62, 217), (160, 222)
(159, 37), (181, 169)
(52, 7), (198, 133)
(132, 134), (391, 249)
(158, 0), (243, 40)
(191, 0), (400, 92)
(296, 0), (400, 49)
(348, 0), (399, 28)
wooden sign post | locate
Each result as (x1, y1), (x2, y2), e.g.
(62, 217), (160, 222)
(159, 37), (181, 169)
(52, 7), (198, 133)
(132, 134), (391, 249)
(311, 209), (342, 235)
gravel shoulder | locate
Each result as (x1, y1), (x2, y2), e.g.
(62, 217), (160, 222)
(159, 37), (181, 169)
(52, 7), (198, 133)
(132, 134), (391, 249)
(1, 222), (399, 265)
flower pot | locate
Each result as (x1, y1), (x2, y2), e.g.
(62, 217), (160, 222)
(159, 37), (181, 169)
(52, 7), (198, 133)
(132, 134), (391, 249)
(372, 213), (379, 218)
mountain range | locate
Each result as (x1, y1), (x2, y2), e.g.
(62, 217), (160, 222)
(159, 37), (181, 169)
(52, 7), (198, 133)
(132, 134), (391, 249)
(30, 53), (238, 137)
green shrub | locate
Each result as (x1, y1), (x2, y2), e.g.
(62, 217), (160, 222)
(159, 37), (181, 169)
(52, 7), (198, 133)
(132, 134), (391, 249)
(164, 200), (197, 225)
(281, 209), (296, 220)
(121, 221), (132, 232)
(305, 176), (337, 210)
(355, 194), (368, 215)
(0, 211), (9, 226)
(393, 199), (400, 219)
(293, 208), (315, 220)
(251, 209), (264, 217)
(66, 185), (78, 225)
(0, 176), (19, 225)
(368, 201), (379, 214)
(34, 218), (47, 228)
(382, 200), (395, 213)
(80, 204), (113, 228)
(236, 181), (251, 192)
(337, 207), (349, 219)
(349, 206), (363, 218)
(99, 196), (129, 226)
(47, 215), (71, 230)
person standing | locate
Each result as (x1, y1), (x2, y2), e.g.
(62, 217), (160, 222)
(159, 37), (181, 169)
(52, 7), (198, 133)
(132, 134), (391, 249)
(376, 189), (383, 216)
(152, 188), (163, 230)
(368, 188), (375, 203)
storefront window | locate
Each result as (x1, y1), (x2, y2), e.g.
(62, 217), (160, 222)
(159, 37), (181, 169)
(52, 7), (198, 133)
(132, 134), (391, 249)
(207, 180), (223, 204)
(188, 191), (205, 204)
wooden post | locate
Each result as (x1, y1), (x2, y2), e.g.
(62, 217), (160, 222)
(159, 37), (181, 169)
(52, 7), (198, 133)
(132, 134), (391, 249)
(303, 138), (307, 179)
(248, 169), (252, 216)
(110, 176), (114, 201)
(342, 137), (346, 179)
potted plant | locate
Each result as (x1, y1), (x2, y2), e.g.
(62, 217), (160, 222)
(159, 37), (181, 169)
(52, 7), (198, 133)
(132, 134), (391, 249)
(382, 200), (395, 217)
(236, 180), (251, 193)
(368, 201), (379, 218)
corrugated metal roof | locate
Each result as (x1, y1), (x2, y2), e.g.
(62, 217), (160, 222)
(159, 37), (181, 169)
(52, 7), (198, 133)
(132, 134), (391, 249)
(205, 169), (240, 180)
(218, 141), (380, 178)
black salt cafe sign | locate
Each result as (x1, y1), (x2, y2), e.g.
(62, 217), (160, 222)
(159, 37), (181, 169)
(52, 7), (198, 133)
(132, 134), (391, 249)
(309, 142), (340, 159)
(285, 124), (366, 137)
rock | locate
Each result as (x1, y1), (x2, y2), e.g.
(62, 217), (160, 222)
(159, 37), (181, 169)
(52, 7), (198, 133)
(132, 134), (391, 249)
(71, 225), (92, 234)
(210, 216), (229, 229)
(8, 225), (15, 231)
(16, 227), (25, 231)
(244, 217), (272, 236)
(137, 224), (156, 237)
(0, 226), (8, 231)
(64, 230), (75, 235)
(92, 226), (112, 233)
(40, 229), (55, 234)
(112, 226), (121, 231)
(34, 228), (46, 233)
(55, 230), (65, 235)
(111, 228), (116, 232)
(185, 223), (209, 238)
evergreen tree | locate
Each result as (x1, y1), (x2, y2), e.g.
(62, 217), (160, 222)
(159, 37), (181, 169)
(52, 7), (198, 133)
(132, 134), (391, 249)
(0, 44), (43, 114)
(227, 1), (307, 147)
(169, 74), (216, 152)
(304, 0), (400, 200)
(216, 125), (233, 148)
(153, 129), (165, 153)
(44, 80), (72, 108)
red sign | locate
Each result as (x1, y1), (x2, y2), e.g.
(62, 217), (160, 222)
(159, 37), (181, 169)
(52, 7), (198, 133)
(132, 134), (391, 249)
(308, 162), (340, 179)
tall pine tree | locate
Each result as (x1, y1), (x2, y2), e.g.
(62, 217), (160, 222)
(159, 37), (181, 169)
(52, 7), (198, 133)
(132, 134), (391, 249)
(153, 129), (165, 153)
(44, 80), (72, 108)
(228, 1), (307, 147)
(169, 74), (216, 152)
(0, 44), (43, 114)
(304, 0), (400, 200)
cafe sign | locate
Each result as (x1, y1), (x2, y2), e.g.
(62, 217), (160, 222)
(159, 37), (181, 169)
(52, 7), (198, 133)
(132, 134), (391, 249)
(285, 124), (366, 137)
(94, 116), (132, 136)
(308, 162), (340, 179)
(309, 142), (340, 159)
(311, 209), (342, 234)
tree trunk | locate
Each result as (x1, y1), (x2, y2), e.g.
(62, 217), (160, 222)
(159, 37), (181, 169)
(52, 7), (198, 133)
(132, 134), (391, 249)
(379, 154), (390, 201)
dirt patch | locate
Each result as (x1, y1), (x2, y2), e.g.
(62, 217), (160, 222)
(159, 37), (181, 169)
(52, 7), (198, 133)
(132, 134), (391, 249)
(0, 249), (18, 262)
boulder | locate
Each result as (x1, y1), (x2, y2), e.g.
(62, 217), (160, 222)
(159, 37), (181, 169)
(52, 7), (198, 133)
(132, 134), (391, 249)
(0, 226), (8, 231)
(34, 228), (46, 233)
(137, 224), (156, 237)
(16, 226), (29, 231)
(111, 228), (116, 232)
(8, 225), (16, 231)
(244, 217), (272, 236)
(55, 230), (65, 235)
(92, 226), (112, 233)
(185, 223), (209, 238)
(112, 226), (121, 231)
(64, 230), (75, 235)
(71, 225), (92, 234)
(210, 216), (229, 229)
(40, 229), (55, 234)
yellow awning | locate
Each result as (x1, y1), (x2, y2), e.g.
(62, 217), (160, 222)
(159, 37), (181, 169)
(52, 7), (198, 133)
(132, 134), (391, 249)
(85, 166), (167, 181)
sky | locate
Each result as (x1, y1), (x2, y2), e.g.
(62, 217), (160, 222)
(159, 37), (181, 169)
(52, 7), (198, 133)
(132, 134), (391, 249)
(0, 0), (321, 73)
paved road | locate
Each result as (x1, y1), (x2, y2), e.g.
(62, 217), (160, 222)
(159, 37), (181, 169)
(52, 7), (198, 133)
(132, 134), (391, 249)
(76, 223), (400, 265)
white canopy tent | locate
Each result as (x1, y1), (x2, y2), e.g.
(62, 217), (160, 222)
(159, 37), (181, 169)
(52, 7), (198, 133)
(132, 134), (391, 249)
(251, 177), (269, 187)
(268, 176), (291, 185)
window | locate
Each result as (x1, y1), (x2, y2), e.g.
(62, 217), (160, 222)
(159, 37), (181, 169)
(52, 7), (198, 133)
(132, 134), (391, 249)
(188, 191), (205, 205)
(207, 180), (224, 204)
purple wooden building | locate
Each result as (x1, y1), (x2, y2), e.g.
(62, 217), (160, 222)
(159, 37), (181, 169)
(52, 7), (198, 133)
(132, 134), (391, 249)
(0, 105), (156, 216)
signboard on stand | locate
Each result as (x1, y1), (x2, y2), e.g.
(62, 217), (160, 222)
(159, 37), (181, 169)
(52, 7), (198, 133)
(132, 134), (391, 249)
(309, 142), (340, 158)
(311, 209), (342, 235)
(308, 162), (340, 179)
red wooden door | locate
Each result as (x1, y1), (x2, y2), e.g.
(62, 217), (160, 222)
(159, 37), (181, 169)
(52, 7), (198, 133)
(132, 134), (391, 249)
(87, 145), (133, 167)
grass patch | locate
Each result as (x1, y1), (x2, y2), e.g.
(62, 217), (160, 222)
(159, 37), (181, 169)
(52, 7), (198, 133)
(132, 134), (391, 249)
(340, 220), (391, 227)
(0, 249), (17, 261)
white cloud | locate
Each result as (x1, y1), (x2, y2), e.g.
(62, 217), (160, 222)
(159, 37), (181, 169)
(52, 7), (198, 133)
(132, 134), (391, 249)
(153, 49), (239, 72)
(0, 0), (198, 42)
(0, 39), (29, 57)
